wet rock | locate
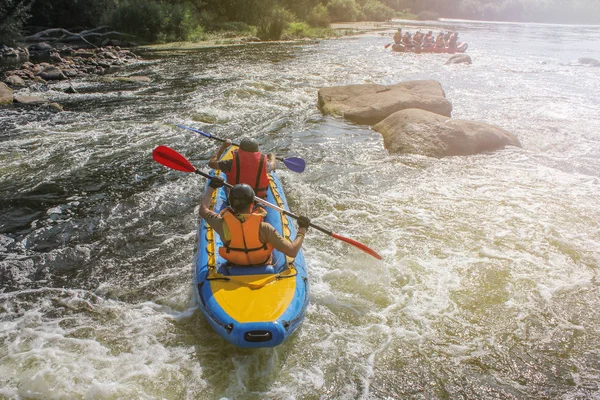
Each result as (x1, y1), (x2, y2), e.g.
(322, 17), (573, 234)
(14, 95), (49, 104)
(36, 66), (67, 81)
(318, 80), (452, 125)
(577, 57), (599, 67)
(28, 42), (53, 54)
(0, 82), (13, 105)
(446, 54), (472, 65)
(49, 49), (65, 63)
(0, 46), (19, 57)
(5, 75), (25, 87)
(75, 50), (96, 58)
(46, 102), (64, 112)
(64, 84), (78, 94)
(373, 108), (521, 158)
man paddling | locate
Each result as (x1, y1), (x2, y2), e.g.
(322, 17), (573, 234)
(200, 179), (310, 264)
(208, 137), (276, 199)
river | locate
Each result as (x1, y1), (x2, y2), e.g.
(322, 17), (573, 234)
(1, 18), (600, 399)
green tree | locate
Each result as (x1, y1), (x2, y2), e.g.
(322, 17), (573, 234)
(0, 0), (33, 45)
(307, 4), (330, 27)
(28, 0), (117, 29)
(361, 0), (394, 21)
(327, 0), (360, 22)
(256, 4), (294, 40)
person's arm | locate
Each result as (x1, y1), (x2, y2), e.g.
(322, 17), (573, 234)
(262, 216), (310, 258)
(207, 139), (232, 170)
(266, 152), (277, 171)
(199, 177), (225, 219)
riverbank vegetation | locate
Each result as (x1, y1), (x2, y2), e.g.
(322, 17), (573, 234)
(1, 0), (598, 47)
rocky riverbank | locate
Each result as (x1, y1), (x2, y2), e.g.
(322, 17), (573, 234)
(1, 42), (145, 111)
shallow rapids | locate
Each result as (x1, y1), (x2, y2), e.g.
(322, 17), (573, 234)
(1, 19), (600, 399)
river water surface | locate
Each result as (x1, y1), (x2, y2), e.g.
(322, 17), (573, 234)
(1, 19), (600, 399)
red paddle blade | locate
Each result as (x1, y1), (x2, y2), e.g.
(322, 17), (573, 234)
(152, 146), (197, 173)
(331, 233), (382, 260)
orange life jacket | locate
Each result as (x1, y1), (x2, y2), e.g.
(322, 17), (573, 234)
(218, 209), (273, 266)
(225, 149), (269, 198)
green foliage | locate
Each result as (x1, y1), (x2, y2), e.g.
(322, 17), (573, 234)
(4, 0), (598, 47)
(307, 4), (330, 27)
(28, 0), (117, 29)
(0, 0), (32, 46)
(327, 0), (360, 22)
(280, 0), (322, 20)
(361, 0), (394, 21)
(109, 0), (196, 43)
(256, 5), (294, 40)
(284, 21), (334, 38)
(109, 0), (163, 42)
(417, 10), (440, 20)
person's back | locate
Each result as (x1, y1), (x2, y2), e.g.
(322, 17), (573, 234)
(393, 28), (402, 44)
(208, 137), (276, 198)
(199, 181), (310, 266)
(414, 31), (423, 44)
(448, 31), (458, 48)
(424, 31), (434, 47)
(435, 32), (444, 47)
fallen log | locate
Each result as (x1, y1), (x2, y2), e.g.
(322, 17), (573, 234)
(25, 26), (136, 48)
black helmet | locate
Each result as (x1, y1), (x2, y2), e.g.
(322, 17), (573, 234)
(239, 137), (259, 152)
(229, 184), (255, 211)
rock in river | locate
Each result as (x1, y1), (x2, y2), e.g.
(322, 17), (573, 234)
(373, 108), (522, 158)
(318, 79), (452, 125)
(0, 83), (13, 105)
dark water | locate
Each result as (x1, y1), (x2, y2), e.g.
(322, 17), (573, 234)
(1, 19), (600, 399)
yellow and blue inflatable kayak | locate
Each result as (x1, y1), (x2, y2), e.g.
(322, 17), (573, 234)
(193, 148), (309, 348)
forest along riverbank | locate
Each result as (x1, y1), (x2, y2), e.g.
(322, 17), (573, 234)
(1, 20), (600, 399)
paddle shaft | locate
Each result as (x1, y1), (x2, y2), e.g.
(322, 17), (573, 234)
(195, 169), (332, 236)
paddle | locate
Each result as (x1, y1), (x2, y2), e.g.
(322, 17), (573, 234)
(152, 145), (382, 260)
(384, 43), (393, 49)
(176, 124), (306, 173)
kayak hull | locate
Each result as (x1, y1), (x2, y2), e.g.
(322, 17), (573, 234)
(193, 148), (309, 348)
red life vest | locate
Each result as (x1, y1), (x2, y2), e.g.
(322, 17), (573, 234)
(225, 149), (270, 198)
(218, 209), (273, 266)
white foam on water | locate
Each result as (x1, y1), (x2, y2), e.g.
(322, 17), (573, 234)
(0, 289), (207, 399)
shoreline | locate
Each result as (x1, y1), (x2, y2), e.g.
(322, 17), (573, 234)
(138, 21), (399, 52)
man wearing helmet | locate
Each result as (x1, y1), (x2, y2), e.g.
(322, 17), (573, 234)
(208, 137), (276, 199)
(199, 179), (310, 265)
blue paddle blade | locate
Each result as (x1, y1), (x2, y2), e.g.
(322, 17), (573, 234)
(176, 124), (212, 138)
(282, 157), (306, 173)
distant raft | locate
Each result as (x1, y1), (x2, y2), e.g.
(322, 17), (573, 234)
(392, 42), (468, 54)
(194, 146), (309, 348)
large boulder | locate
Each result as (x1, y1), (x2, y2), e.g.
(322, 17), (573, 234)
(14, 95), (49, 105)
(577, 57), (599, 67)
(0, 82), (13, 105)
(36, 66), (67, 81)
(373, 108), (521, 158)
(318, 80), (452, 125)
(446, 54), (472, 65)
